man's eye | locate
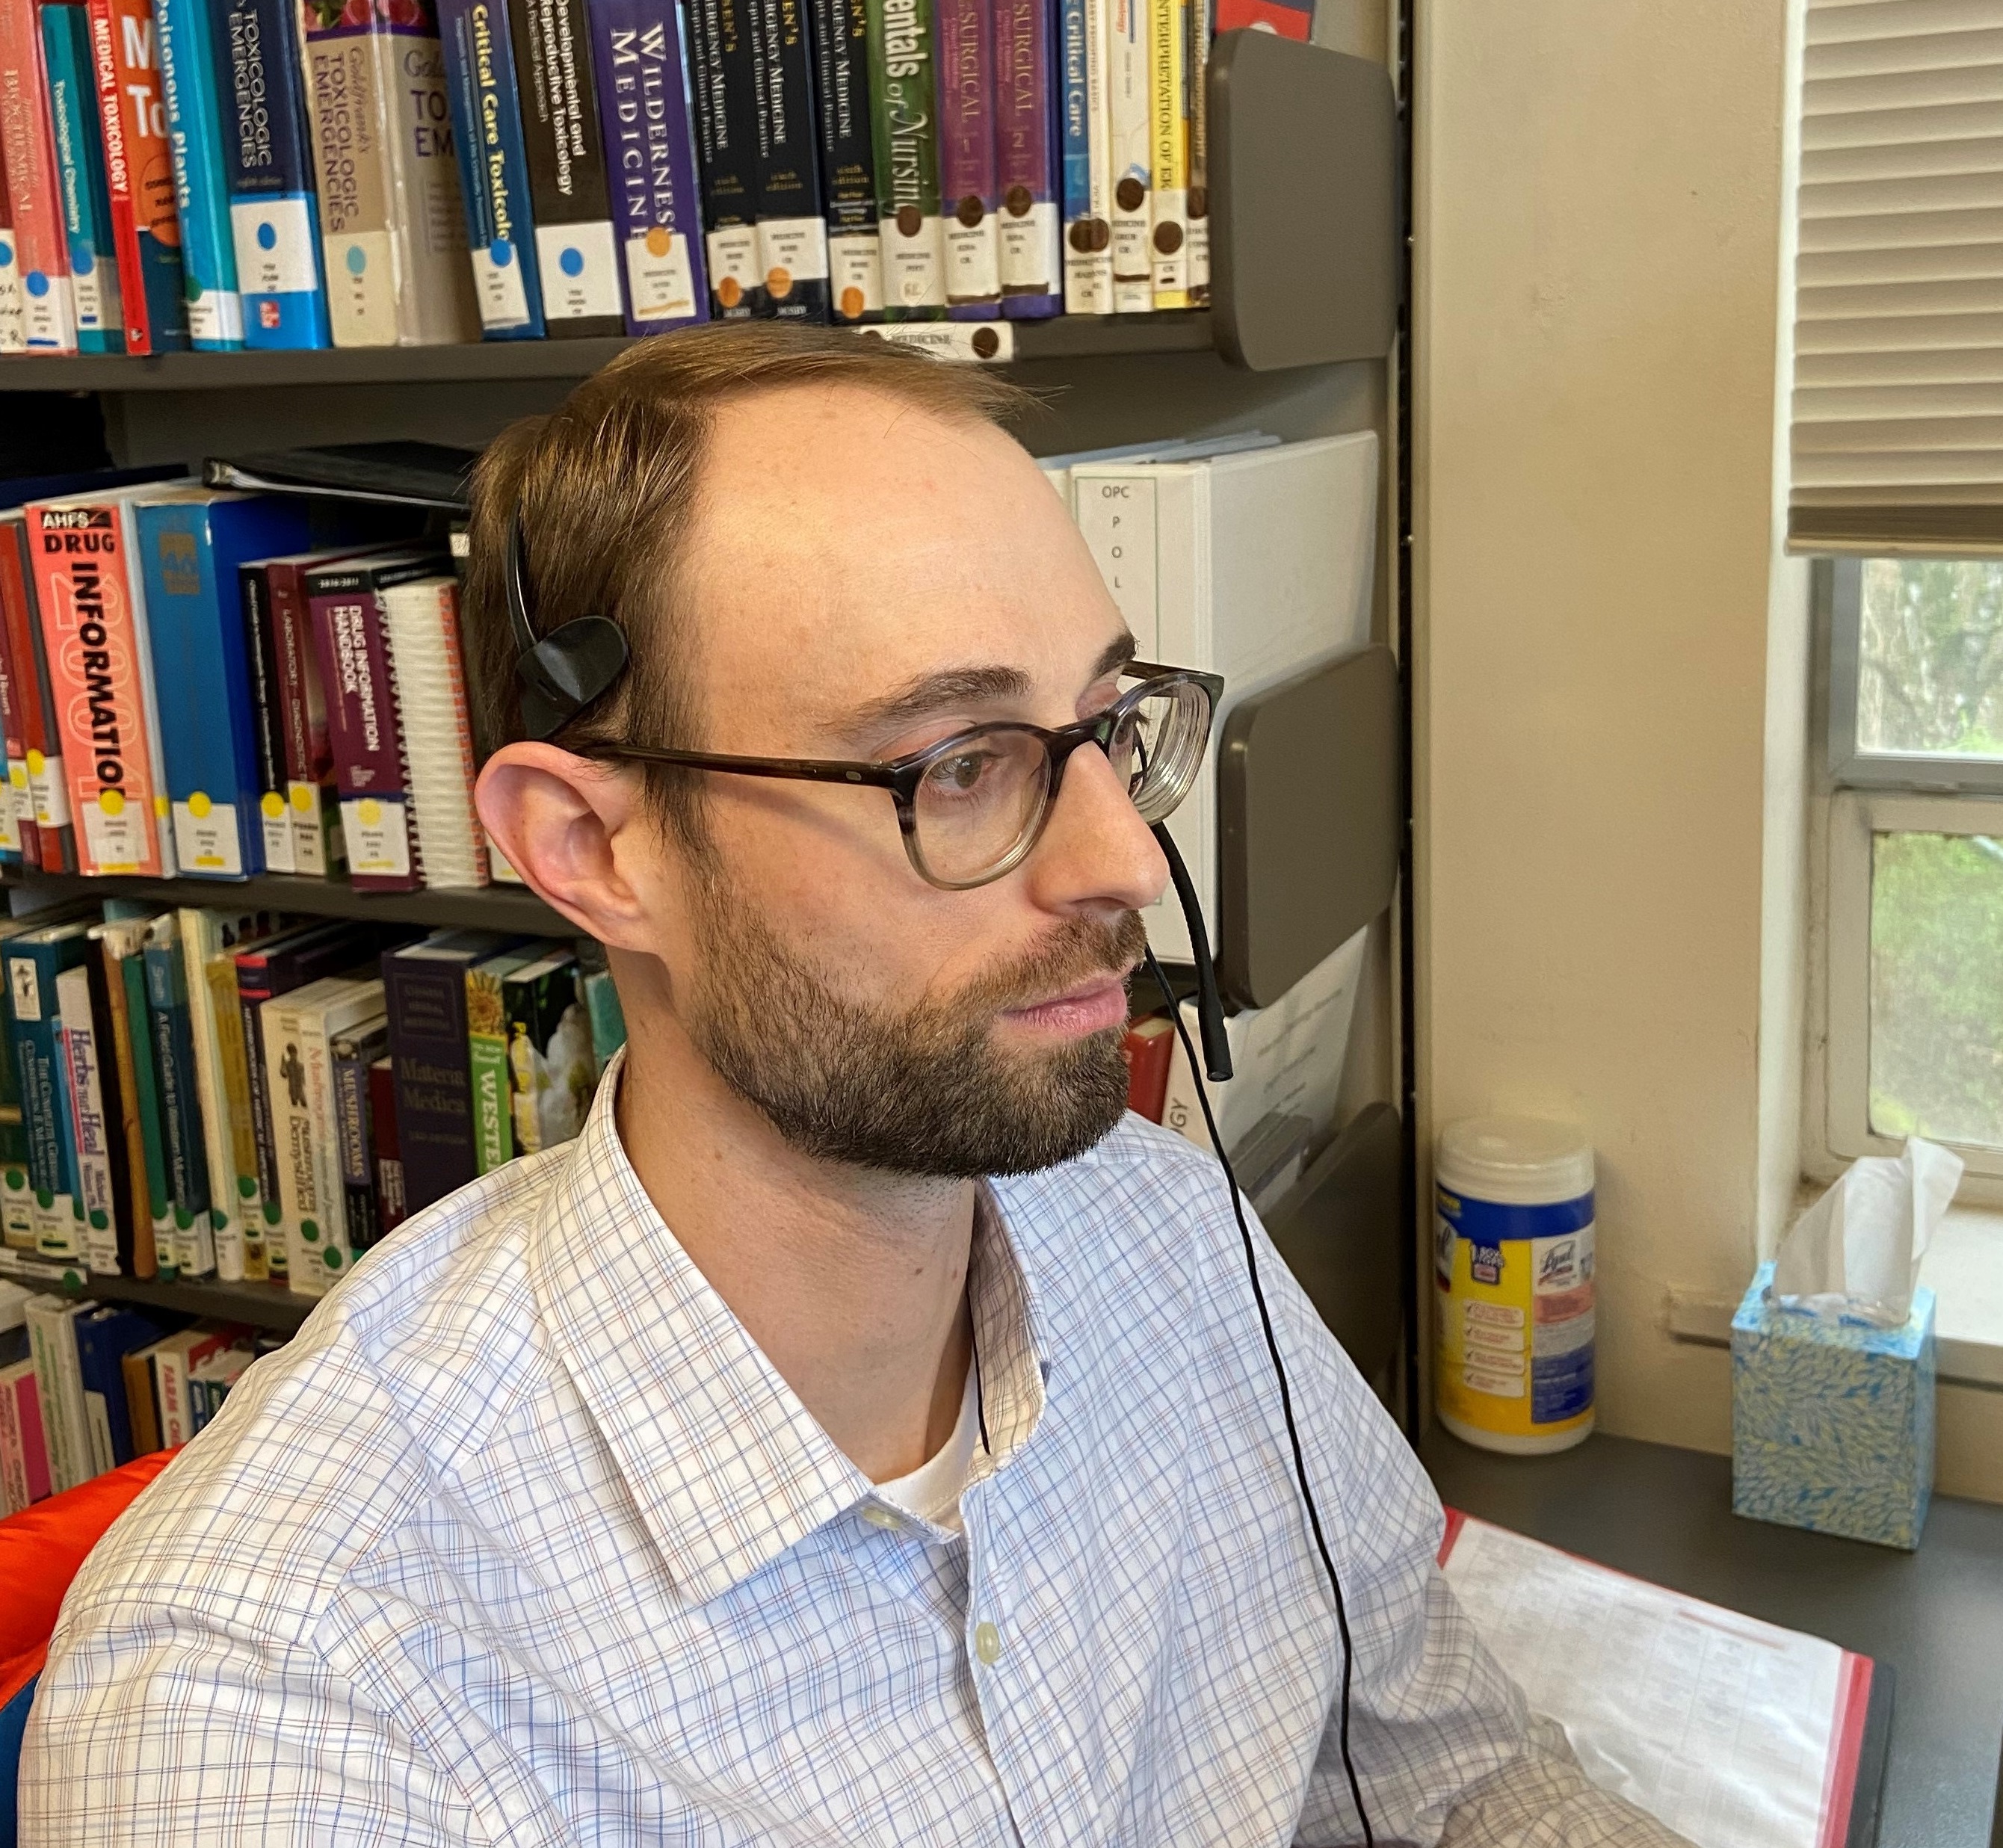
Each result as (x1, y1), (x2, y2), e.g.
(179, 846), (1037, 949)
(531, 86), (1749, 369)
(926, 751), (995, 794)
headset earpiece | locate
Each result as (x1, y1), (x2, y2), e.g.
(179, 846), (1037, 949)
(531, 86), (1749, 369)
(507, 514), (632, 742)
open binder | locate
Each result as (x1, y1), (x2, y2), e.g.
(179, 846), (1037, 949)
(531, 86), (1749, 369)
(1440, 1512), (1892, 1848)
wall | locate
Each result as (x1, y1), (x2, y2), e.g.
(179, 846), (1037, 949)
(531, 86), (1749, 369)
(1413, 0), (1807, 1453)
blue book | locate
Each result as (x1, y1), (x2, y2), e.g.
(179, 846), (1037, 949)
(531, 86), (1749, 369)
(1057, 0), (1106, 312)
(74, 1305), (175, 1468)
(143, 935), (209, 1237)
(439, 0), (546, 338)
(208, 0), (332, 347)
(136, 494), (312, 880)
(156, 0), (244, 348)
(3, 921), (95, 1268)
(39, 3), (124, 353)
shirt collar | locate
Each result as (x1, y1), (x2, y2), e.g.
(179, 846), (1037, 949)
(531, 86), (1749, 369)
(528, 1052), (1051, 1603)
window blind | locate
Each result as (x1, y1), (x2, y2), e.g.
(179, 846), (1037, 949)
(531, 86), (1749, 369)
(1790, 0), (2003, 552)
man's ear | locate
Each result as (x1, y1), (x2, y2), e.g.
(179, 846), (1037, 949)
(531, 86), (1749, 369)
(475, 744), (663, 951)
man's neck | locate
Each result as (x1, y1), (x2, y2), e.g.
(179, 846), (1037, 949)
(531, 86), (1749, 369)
(615, 1027), (975, 1483)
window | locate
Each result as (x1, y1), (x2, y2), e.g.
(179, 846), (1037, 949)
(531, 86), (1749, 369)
(1821, 557), (2003, 1181)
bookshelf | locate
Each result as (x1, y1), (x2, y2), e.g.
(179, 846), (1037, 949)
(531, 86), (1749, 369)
(55, 1270), (316, 1333)
(5, 872), (567, 935)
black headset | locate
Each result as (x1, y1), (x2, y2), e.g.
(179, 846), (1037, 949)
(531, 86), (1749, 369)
(504, 510), (1375, 1845)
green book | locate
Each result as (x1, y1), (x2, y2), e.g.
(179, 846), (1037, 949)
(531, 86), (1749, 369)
(118, 941), (177, 1282)
(866, 0), (946, 318)
(467, 949), (539, 1175)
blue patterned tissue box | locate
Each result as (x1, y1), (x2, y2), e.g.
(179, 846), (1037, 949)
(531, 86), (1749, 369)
(1731, 1261), (1936, 1550)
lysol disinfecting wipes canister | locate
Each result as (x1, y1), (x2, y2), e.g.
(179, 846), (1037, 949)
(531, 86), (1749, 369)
(1434, 1116), (1596, 1454)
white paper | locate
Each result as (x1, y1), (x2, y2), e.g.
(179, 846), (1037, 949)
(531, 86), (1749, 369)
(1444, 1518), (1845, 1848)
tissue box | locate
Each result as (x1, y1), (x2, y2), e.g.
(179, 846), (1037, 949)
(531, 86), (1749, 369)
(1731, 1261), (1935, 1550)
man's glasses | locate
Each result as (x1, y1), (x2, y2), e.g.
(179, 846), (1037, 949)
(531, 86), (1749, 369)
(576, 662), (1223, 890)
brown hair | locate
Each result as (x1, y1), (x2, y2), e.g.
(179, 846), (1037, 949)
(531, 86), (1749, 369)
(462, 323), (1036, 840)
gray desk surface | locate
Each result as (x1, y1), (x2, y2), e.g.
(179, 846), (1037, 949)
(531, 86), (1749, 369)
(1419, 1427), (2003, 1848)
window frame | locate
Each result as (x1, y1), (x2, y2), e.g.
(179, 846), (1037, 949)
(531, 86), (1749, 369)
(1814, 557), (2003, 1199)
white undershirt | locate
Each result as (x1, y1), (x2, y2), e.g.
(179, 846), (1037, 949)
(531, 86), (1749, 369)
(869, 1360), (981, 1533)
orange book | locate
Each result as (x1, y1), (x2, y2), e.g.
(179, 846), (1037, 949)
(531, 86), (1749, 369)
(24, 493), (177, 876)
(84, 0), (188, 353)
(1122, 1014), (1176, 1122)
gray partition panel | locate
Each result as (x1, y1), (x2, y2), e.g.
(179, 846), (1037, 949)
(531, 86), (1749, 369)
(1209, 34), (1399, 372)
(1217, 644), (1401, 1010)
(1263, 1101), (1402, 1385)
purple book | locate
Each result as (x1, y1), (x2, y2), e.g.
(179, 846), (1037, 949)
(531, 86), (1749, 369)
(938, 0), (1002, 319)
(995, 0), (1061, 317)
(303, 553), (446, 894)
(584, 0), (711, 334)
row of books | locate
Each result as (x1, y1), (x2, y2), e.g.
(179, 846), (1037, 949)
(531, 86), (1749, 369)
(0, 901), (627, 1304)
(0, 0), (1286, 355)
(3, 1282), (284, 1506)
(0, 465), (514, 890)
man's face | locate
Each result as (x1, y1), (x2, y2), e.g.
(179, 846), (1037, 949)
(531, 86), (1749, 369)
(652, 382), (1173, 1176)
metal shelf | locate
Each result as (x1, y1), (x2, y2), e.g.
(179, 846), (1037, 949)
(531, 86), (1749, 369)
(6, 871), (569, 935)
(0, 312), (1215, 393)
(58, 1270), (318, 1333)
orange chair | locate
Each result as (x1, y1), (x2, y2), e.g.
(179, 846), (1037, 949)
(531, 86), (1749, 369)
(1, 1451), (179, 1848)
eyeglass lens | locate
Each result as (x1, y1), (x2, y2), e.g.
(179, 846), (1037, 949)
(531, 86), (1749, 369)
(909, 682), (1212, 886)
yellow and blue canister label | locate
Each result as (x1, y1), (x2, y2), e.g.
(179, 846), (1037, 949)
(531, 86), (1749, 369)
(1434, 1186), (1595, 1439)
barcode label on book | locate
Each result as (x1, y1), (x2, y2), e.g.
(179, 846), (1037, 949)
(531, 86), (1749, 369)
(261, 791), (297, 874)
(536, 222), (623, 321)
(702, 226), (762, 316)
(81, 794), (147, 875)
(173, 797), (244, 876)
(340, 797), (413, 880)
(830, 231), (883, 321)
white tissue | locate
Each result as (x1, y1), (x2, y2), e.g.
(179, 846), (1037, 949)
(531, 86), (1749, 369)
(1769, 1137), (1963, 1327)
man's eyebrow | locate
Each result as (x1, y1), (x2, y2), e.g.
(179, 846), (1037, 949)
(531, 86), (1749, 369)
(840, 631), (1139, 745)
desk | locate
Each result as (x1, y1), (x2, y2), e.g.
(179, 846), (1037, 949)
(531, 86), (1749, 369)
(1421, 1427), (2003, 1848)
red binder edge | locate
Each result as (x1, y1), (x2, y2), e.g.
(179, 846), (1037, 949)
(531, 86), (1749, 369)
(1437, 1508), (1877, 1848)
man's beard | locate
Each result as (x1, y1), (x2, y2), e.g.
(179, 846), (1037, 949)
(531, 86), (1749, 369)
(682, 871), (1148, 1178)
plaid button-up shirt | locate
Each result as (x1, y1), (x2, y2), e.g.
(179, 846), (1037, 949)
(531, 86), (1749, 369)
(22, 1056), (1681, 1847)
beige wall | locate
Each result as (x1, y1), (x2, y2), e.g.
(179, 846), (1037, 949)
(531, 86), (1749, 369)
(1414, 0), (1806, 1452)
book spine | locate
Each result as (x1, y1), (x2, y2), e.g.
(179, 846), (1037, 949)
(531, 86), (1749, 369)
(212, 0), (331, 347)
(138, 501), (256, 877)
(580, 960), (625, 1071)
(55, 964), (120, 1273)
(0, 980), (33, 1248)
(119, 945), (174, 1276)
(266, 558), (339, 877)
(295, 1004), (352, 1290)
(153, 1338), (189, 1444)
(0, 136), (20, 353)
(238, 979), (284, 1279)
(87, 0), (191, 353)
(807, 0), (878, 322)
(143, 936), (215, 1276)
(73, 1312), (132, 1466)
(4, 518), (77, 873)
(0, 1369), (29, 1510)
(1144, 0), (1182, 306)
(993, 0), (1057, 318)
(747, 0), (829, 321)
(380, 580), (487, 889)
(307, 569), (419, 891)
(120, 1343), (158, 1453)
(865, 0), (944, 318)
(238, 563), (294, 874)
(25, 1298), (87, 1492)
(96, 936), (154, 1276)
(7, 942), (81, 1261)
(1182, 0), (1204, 302)
(0, 0), (80, 350)
(380, 0), (482, 344)
(369, 1054), (405, 1234)
(179, 915), (246, 1282)
(27, 500), (171, 876)
(678, 0), (761, 320)
(466, 965), (512, 1172)
(503, 0), (622, 336)
(207, 952), (268, 1279)
(1059, 0), (1109, 312)
(1105, 0), (1147, 311)
(587, 0), (712, 332)
(260, 998), (316, 1291)
(114, 498), (180, 878)
(0, 524), (34, 864)
(438, 0), (546, 337)
(936, 0), (999, 319)
(40, 3), (125, 352)
(155, 0), (244, 346)
(386, 957), (478, 1212)
(331, 1039), (377, 1248)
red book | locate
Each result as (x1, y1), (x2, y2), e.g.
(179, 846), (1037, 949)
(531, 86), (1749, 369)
(0, 513), (75, 872)
(0, 520), (42, 866)
(369, 1055), (405, 1235)
(1122, 1015), (1176, 1122)
(84, 0), (188, 355)
(0, 0), (76, 351)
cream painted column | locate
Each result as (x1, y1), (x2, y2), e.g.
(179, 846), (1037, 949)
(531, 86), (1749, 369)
(1413, 0), (1806, 1453)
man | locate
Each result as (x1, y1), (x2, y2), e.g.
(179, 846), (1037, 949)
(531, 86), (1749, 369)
(22, 326), (1685, 1845)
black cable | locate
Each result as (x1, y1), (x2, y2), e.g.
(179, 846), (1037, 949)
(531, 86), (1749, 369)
(1146, 949), (1375, 1848)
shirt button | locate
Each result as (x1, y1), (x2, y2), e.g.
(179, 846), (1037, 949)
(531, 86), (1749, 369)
(862, 1506), (903, 1531)
(974, 1621), (1002, 1665)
